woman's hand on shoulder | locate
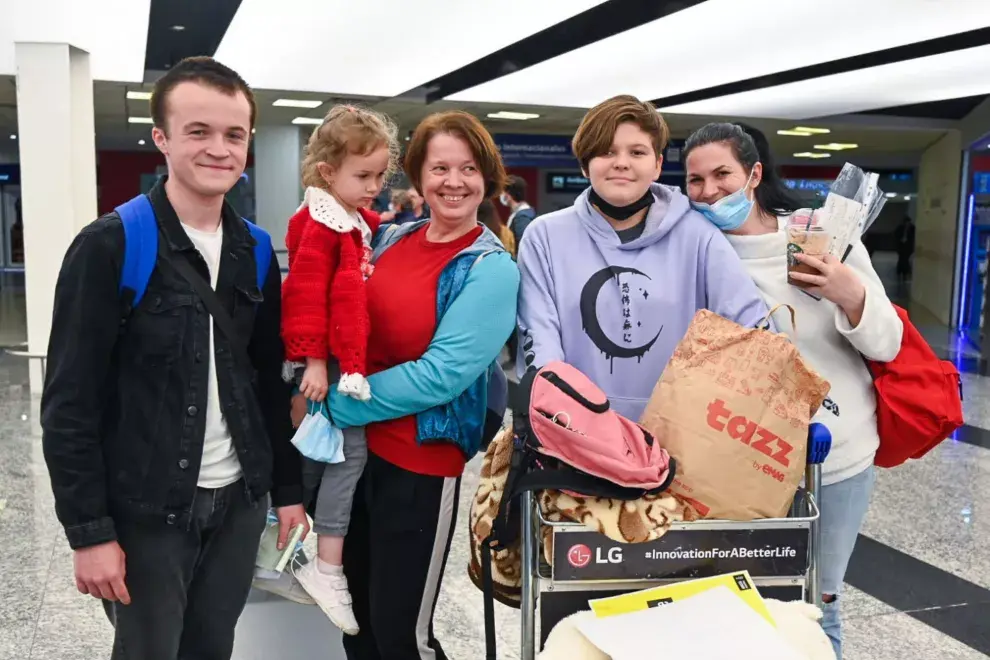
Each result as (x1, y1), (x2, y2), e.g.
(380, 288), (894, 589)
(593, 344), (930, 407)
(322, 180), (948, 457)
(789, 253), (866, 325)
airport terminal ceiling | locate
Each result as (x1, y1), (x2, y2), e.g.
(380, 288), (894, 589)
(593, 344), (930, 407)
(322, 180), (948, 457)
(0, 0), (987, 162)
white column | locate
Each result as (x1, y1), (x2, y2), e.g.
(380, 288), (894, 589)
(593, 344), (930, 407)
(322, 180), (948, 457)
(15, 42), (97, 391)
(914, 129), (962, 327)
(253, 125), (304, 272)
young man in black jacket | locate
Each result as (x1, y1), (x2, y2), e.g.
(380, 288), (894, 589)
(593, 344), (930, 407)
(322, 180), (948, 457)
(40, 57), (308, 660)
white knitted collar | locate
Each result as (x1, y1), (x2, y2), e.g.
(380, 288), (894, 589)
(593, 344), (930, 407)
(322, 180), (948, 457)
(303, 187), (370, 236)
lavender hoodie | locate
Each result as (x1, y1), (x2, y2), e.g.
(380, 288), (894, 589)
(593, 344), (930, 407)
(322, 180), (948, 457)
(516, 183), (770, 421)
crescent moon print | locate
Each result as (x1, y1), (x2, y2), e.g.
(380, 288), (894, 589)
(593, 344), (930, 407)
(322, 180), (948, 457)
(579, 265), (662, 372)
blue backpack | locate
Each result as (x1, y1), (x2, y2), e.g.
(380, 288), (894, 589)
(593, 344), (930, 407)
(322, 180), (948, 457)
(114, 194), (271, 309)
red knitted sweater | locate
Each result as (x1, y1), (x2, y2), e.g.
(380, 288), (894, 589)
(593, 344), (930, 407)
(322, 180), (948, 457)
(281, 188), (380, 381)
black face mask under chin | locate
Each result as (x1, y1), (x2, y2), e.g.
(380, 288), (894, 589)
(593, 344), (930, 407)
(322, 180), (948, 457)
(589, 187), (653, 221)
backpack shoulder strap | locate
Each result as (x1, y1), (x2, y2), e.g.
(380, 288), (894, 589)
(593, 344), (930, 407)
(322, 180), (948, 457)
(115, 194), (159, 310)
(242, 219), (272, 290)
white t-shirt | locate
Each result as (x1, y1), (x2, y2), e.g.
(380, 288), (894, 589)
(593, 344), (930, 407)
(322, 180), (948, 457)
(181, 221), (244, 489)
(723, 216), (904, 485)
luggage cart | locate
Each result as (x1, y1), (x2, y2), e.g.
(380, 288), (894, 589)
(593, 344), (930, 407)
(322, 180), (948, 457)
(517, 425), (831, 659)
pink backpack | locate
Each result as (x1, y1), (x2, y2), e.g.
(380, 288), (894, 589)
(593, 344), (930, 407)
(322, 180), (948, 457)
(481, 361), (675, 658)
(527, 362), (674, 491)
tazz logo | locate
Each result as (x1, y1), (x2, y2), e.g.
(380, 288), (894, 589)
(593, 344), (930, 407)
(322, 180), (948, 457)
(707, 398), (794, 467)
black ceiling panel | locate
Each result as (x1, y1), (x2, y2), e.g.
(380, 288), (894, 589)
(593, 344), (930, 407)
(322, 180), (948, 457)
(421, 0), (708, 103)
(144, 0), (243, 74)
(861, 95), (988, 120)
(649, 26), (990, 109)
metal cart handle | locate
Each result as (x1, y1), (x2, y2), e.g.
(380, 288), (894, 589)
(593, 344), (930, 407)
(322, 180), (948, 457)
(805, 422), (832, 610)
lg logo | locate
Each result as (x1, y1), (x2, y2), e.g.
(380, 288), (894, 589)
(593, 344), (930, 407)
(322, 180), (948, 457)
(567, 544), (623, 568)
(567, 544), (592, 568)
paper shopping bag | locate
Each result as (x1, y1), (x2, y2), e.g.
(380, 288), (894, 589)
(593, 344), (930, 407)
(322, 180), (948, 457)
(640, 307), (829, 520)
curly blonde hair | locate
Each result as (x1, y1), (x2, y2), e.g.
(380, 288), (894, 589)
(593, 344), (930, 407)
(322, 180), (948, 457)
(301, 105), (400, 189)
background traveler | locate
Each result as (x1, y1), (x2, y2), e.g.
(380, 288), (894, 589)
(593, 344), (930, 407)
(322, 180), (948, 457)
(501, 174), (537, 248)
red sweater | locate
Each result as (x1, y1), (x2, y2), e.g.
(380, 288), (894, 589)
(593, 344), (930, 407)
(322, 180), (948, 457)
(365, 224), (484, 477)
(281, 192), (380, 378)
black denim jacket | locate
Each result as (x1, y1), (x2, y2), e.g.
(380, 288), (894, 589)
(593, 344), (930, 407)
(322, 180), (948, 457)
(41, 178), (301, 549)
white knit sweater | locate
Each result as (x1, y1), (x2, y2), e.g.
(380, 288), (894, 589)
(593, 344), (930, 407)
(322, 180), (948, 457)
(724, 218), (903, 485)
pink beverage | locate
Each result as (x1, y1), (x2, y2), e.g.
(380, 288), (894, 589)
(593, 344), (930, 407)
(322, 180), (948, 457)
(786, 212), (829, 288)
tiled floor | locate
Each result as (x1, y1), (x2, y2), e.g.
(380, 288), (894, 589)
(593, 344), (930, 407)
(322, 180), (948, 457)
(3, 256), (990, 659)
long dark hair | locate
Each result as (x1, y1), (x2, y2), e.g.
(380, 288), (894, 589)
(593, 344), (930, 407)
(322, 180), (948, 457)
(683, 122), (801, 216)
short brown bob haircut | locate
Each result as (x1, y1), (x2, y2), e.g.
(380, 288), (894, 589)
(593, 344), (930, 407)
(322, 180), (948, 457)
(404, 111), (507, 199)
(151, 56), (257, 133)
(572, 95), (670, 171)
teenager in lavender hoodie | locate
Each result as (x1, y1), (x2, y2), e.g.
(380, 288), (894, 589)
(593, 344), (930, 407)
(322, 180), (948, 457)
(516, 95), (769, 422)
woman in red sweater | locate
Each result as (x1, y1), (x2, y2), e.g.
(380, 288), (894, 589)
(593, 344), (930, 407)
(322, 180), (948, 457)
(299, 112), (520, 659)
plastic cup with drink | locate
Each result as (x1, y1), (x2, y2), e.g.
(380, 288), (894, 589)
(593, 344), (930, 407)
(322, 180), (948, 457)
(786, 209), (830, 290)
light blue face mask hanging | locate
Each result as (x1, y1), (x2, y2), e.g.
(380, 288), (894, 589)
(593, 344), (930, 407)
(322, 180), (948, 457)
(290, 399), (345, 464)
(690, 169), (756, 231)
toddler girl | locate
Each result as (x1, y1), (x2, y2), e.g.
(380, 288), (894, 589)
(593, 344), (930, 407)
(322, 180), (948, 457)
(281, 105), (399, 634)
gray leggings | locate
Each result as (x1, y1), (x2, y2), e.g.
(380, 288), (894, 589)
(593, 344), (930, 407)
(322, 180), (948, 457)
(296, 360), (368, 537)
(302, 425), (367, 536)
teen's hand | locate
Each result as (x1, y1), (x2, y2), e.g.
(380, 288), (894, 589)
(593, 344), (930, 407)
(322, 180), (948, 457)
(274, 504), (310, 550)
(300, 359), (329, 402)
(290, 393), (307, 428)
(74, 540), (131, 604)
(789, 253), (867, 326)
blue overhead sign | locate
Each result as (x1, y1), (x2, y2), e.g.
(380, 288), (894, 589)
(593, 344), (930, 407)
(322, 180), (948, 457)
(495, 134), (576, 168)
(662, 139), (685, 173)
(974, 172), (990, 195)
(495, 134), (686, 171)
(0, 164), (19, 185)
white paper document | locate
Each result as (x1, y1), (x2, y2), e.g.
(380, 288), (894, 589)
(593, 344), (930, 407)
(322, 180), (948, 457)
(574, 586), (804, 660)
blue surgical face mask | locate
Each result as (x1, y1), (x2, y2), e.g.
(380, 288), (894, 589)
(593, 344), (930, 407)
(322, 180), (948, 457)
(690, 169), (756, 231)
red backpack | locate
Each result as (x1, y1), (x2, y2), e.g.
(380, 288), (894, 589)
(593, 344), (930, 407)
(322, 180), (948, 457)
(868, 305), (964, 467)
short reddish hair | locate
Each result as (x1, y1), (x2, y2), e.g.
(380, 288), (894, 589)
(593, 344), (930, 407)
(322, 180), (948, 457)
(404, 111), (507, 199)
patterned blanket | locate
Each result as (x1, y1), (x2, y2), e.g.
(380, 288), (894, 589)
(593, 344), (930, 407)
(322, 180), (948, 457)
(468, 427), (697, 605)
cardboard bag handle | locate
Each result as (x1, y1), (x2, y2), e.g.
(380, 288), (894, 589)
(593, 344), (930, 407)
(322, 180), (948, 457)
(759, 304), (797, 336)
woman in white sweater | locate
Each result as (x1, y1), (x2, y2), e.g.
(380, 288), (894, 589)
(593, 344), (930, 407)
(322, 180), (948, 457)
(682, 123), (903, 660)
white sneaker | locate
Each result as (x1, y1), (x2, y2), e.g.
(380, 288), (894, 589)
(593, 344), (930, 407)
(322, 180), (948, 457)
(252, 569), (316, 606)
(293, 561), (360, 635)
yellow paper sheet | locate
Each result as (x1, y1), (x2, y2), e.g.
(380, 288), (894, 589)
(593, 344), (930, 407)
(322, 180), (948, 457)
(588, 571), (776, 626)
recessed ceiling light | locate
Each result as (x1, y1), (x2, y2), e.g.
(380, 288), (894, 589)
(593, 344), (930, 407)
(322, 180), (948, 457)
(885, 192), (897, 198)
(794, 152), (830, 159)
(138, 139), (146, 146)
(814, 143), (858, 150)
(793, 127), (831, 134)
(487, 111), (541, 120)
(8, 134), (15, 140)
(777, 129), (813, 136)
(251, 128), (256, 134)
(128, 117), (154, 124)
(127, 91), (152, 101)
(291, 117), (324, 126)
(903, 195), (911, 201)
(273, 99), (323, 109)
(171, 25), (185, 31)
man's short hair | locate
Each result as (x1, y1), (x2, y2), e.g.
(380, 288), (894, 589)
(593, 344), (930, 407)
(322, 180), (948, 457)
(505, 175), (527, 203)
(151, 56), (257, 133)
